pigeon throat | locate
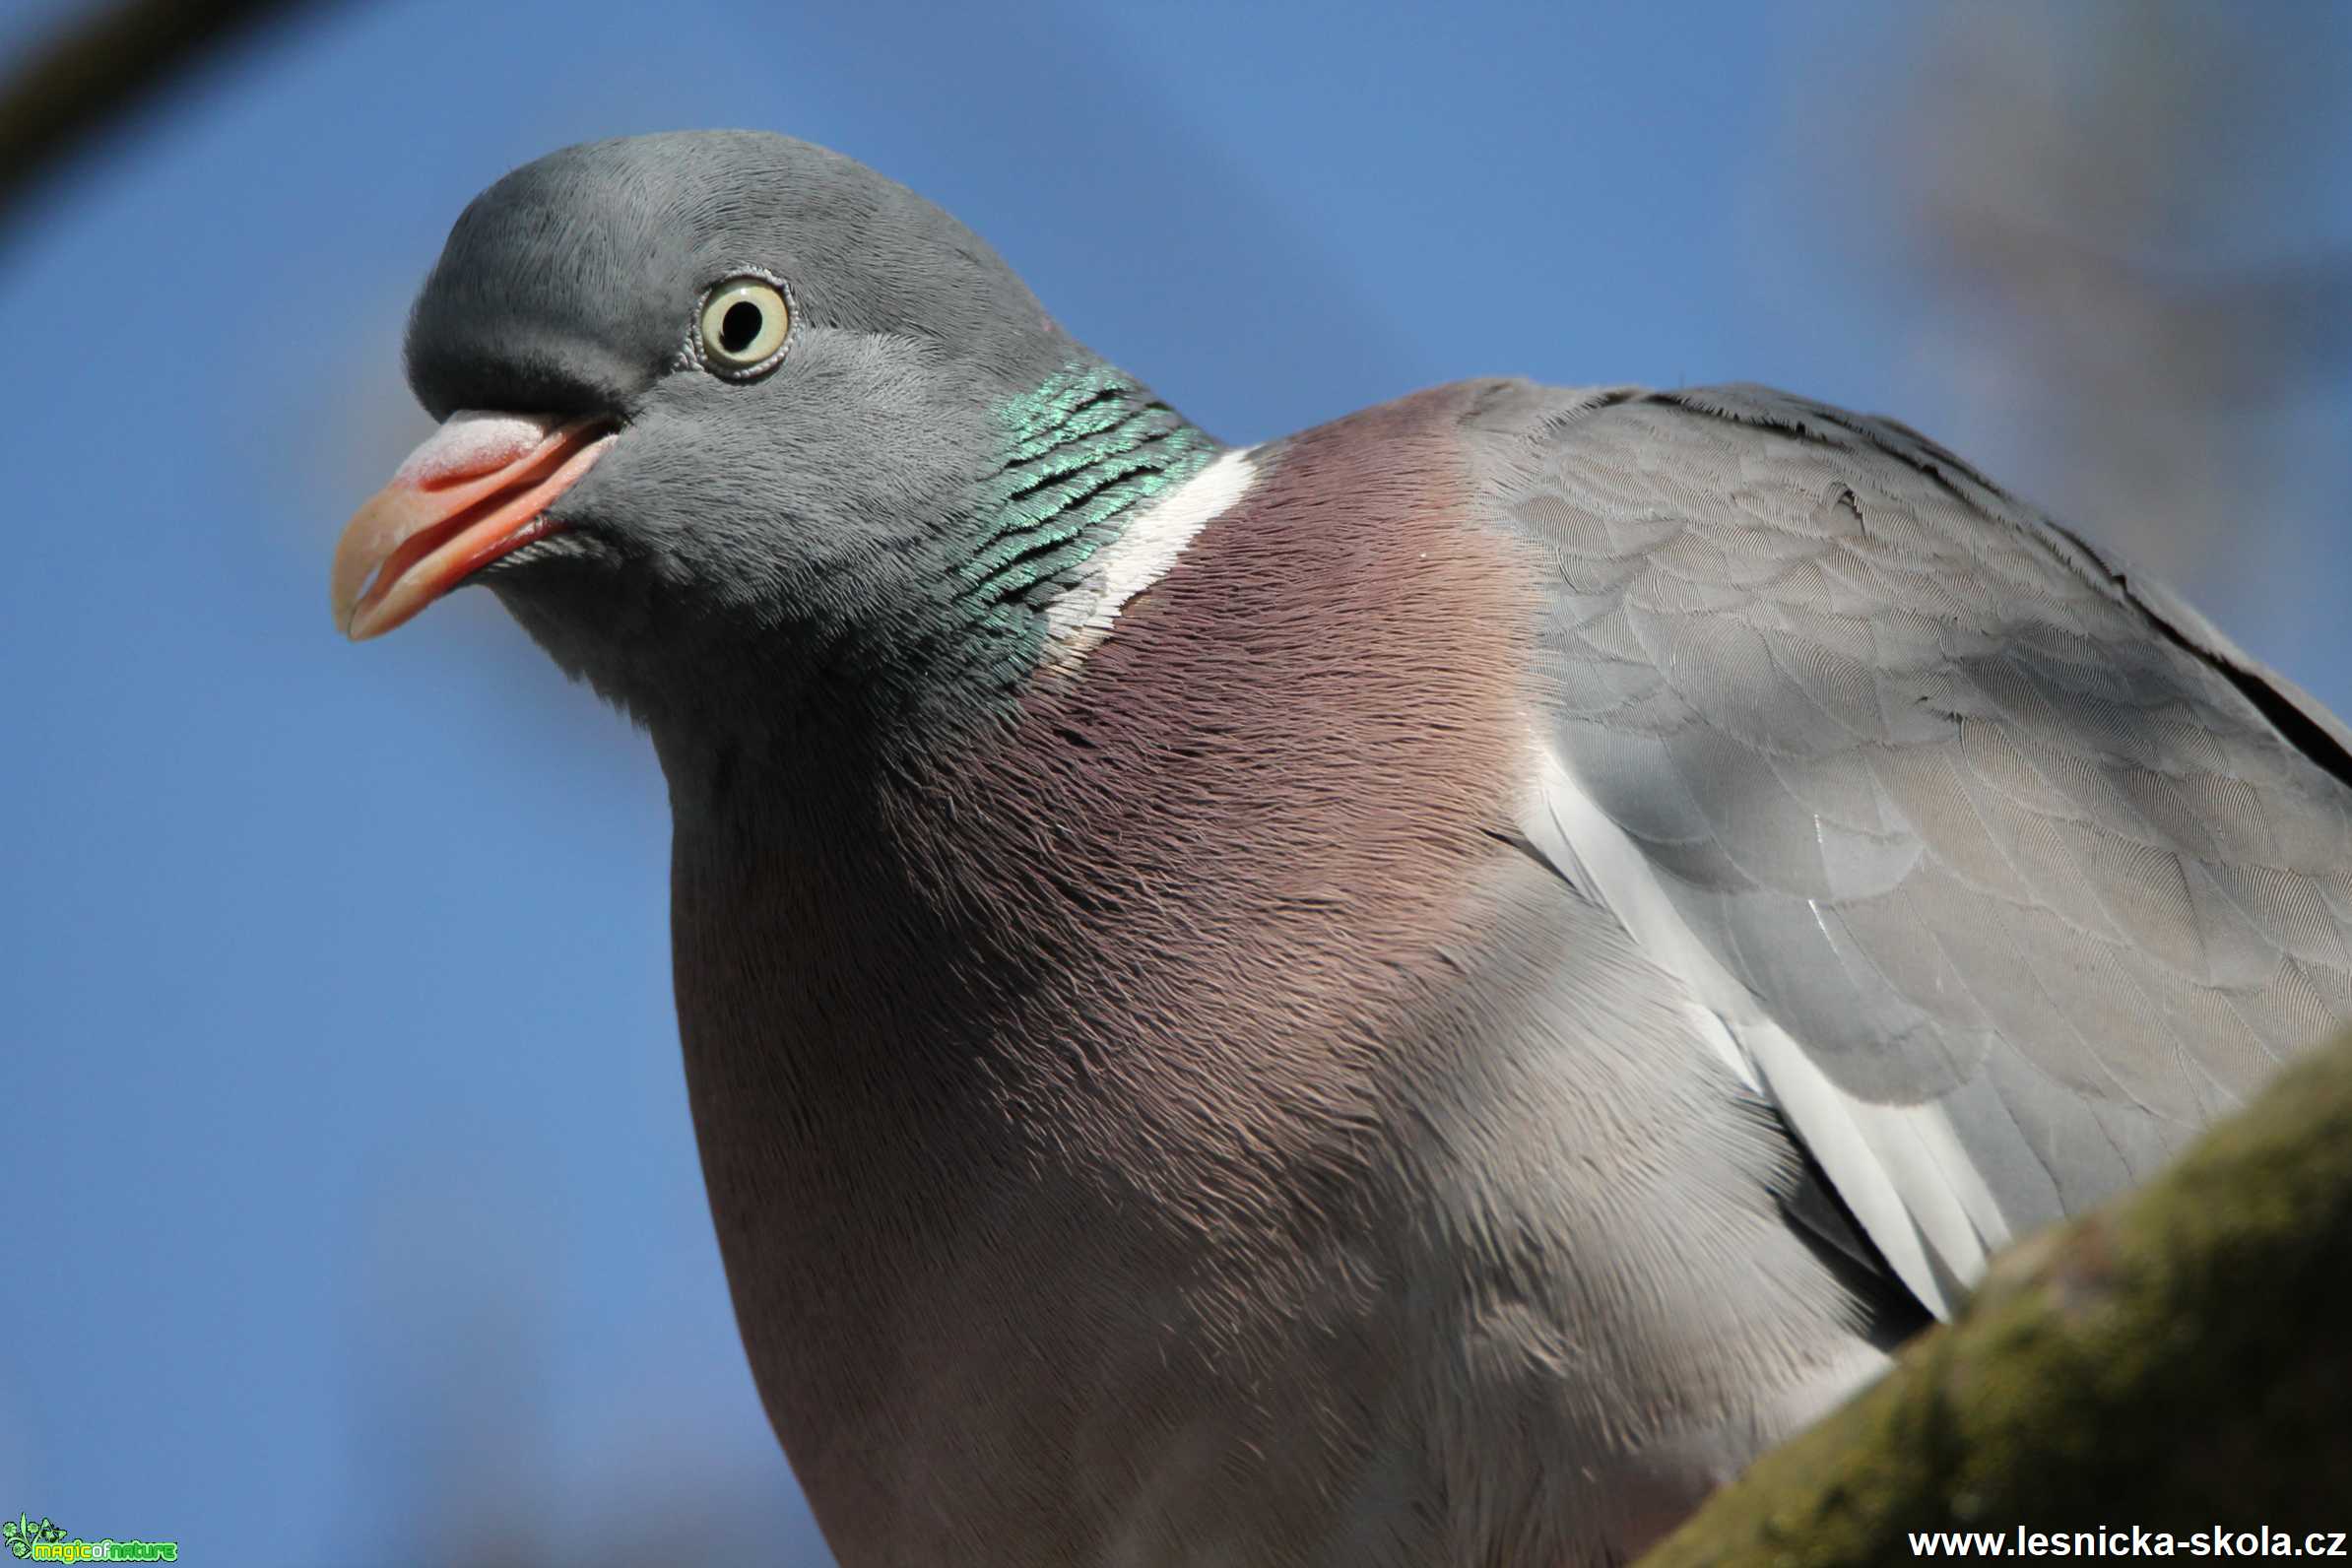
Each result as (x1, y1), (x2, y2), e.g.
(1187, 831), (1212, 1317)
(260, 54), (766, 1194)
(949, 361), (1223, 678)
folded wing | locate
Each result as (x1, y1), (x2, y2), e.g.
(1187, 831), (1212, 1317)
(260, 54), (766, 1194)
(1492, 383), (2352, 1316)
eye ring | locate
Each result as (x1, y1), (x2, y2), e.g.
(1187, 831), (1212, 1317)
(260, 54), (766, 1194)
(693, 273), (794, 380)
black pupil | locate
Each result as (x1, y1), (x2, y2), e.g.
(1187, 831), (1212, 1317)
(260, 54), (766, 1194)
(719, 299), (765, 356)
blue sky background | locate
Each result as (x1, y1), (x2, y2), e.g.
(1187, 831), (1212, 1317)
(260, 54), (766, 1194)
(2, 3), (2345, 1562)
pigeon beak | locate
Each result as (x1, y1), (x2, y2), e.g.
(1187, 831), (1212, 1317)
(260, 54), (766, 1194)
(332, 411), (616, 641)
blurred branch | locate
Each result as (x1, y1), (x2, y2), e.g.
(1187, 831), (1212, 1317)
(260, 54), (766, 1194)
(1929, 219), (2352, 402)
(1889, 0), (2352, 599)
(0, 0), (329, 234)
(1639, 1032), (2352, 1564)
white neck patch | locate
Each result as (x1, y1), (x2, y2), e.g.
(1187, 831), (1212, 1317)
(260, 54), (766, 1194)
(1041, 447), (1258, 665)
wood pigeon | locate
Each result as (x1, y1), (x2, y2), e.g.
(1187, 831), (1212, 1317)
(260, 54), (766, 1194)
(331, 131), (2352, 1565)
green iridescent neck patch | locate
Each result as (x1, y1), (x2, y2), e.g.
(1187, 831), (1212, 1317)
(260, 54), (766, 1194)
(956, 362), (1216, 636)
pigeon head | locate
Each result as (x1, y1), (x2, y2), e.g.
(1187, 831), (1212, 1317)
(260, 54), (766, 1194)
(332, 131), (1216, 743)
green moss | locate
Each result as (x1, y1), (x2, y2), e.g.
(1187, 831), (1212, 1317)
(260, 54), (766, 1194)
(1640, 1035), (2352, 1566)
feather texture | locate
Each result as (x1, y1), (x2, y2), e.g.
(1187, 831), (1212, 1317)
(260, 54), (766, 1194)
(1473, 380), (2352, 1315)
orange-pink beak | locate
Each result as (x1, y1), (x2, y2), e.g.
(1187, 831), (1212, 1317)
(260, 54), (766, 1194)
(332, 411), (616, 640)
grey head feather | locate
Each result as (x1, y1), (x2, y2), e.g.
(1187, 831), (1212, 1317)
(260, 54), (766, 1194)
(401, 131), (1092, 747)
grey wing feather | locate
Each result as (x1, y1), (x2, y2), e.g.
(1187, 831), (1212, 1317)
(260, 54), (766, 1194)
(1474, 380), (2352, 1316)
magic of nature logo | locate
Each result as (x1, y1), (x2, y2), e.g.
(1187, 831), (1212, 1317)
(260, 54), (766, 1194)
(3, 1516), (178, 1562)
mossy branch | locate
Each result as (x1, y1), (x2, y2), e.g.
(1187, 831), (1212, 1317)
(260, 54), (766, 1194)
(1641, 1033), (2352, 1565)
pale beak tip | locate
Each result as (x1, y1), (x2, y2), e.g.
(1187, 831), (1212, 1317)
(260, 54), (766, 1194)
(330, 412), (611, 647)
(336, 586), (405, 643)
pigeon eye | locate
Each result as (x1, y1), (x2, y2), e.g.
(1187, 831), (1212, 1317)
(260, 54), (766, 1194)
(696, 278), (792, 377)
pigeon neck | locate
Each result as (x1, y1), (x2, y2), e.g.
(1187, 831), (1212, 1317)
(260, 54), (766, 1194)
(639, 361), (1223, 772)
(945, 360), (1220, 681)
